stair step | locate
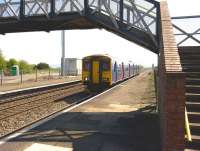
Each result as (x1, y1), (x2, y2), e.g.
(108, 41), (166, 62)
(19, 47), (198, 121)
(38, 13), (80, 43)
(181, 59), (200, 66)
(183, 67), (200, 72)
(186, 86), (200, 93)
(186, 102), (200, 112)
(179, 47), (200, 54)
(186, 94), (200, 102)
(190, 123), (200, 135)
(179, 55), (200, 60)
(186, 123), (200, 149)
(186, 72), (200, 78)
(188, 112), (200, 123)
(186, 135), (200, 150)
(186, 79), (200, 85)
(180, 60), (200, 64)
(191, 135), (200, 141)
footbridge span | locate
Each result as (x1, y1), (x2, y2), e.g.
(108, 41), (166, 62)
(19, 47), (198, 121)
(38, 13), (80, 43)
(0, 0), (186, 151)
(0, 0), (159, 52)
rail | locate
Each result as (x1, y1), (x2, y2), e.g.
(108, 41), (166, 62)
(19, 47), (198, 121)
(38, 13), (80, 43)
(0, 80), (81, 100)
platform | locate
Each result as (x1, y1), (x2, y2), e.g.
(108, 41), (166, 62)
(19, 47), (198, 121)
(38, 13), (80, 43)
(0, 71), (160, 151)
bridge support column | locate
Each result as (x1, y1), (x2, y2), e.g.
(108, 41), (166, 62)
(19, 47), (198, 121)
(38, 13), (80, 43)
(158, 1), (186, 151)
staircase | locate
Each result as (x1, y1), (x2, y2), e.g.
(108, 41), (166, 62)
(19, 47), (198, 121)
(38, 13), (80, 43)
(179, 46), (200, 150)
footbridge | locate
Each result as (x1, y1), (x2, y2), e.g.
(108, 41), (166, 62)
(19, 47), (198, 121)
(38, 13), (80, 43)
(0, 0), (160, 52)
(0, 0), (189, 151)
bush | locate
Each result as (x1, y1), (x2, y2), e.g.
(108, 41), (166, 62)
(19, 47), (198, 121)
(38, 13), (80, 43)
(36, 62), (50, 70)
(7, 58), (18, 69)
(0, 50), (51, 74)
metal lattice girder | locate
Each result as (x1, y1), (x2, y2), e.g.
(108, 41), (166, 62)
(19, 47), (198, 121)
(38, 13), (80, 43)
(87, 0), (159, 49)
(0, 0), (20, 18)
(0, 0), (160, 53)
(172, 15), (200, 46)
(55, 0), (84, 14)
(88, 0), (157, 34)
(25, 0), (50, 16)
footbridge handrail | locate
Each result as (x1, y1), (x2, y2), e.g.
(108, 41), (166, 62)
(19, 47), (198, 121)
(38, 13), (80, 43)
(172, 15), (200, 46)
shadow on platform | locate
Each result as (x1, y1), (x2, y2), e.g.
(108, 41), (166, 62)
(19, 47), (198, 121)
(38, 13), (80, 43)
(8, 104), (161, 151)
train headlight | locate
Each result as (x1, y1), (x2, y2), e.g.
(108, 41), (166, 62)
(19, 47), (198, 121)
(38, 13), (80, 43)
(103, 78), (109, 81)
(84, 76), (89, 81)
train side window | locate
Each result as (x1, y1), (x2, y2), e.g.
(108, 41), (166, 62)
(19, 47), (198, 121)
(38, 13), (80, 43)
(102, 61), (110, 71)
(83, 61), (90, 71)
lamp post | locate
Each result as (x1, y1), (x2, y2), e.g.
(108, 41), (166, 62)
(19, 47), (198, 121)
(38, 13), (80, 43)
(61, 30), (65, 76)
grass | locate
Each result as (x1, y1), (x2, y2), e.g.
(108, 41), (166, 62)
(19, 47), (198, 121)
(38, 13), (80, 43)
(141, 71), (156, 101)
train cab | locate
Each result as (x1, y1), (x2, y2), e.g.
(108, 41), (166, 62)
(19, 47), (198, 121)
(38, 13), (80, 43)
(82, 55), (112, 88)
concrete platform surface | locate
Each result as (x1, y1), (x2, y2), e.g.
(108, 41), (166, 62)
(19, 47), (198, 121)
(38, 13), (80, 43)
(0, 71), (160, 151)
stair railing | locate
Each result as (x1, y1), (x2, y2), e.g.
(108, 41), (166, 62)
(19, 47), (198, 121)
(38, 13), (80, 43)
(185, 107), (192, 142)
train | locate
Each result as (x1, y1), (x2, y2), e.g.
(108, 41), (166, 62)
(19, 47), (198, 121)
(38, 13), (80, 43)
(82, 54), (140, 89)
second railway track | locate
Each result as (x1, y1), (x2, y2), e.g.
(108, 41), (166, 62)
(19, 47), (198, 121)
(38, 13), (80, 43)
(0, 82), (84, 120)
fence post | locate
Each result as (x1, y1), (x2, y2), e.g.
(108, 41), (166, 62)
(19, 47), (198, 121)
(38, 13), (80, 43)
(48, 68), (51, 80)
(1, 69), (3, 86)
(35, 68), (38, 82)
(20, 70), (23, 83)
(136, 65), (138, 75)
(58, 68), (61, 79)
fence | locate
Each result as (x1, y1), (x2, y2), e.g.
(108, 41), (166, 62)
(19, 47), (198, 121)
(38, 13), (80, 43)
(0, 68), (63, 86)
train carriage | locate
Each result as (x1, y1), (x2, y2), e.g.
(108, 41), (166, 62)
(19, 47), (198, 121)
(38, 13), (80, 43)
(82, 54), (139, 89)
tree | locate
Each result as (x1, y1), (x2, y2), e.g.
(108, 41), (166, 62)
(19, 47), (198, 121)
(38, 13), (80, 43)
(0, 50), (6, 70)
(18, 60), (31, 73)
(36, 62), (50, 70)
(7, 58), (18, 69)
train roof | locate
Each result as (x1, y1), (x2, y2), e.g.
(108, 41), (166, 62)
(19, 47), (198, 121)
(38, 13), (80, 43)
(82, 54), (111, 60)
(82, 54), (135, 65)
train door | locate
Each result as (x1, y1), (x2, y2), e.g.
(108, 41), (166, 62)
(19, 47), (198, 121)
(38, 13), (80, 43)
(92, 61), (100, 84)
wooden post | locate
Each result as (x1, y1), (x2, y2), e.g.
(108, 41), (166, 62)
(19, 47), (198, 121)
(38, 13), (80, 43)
(48, 68), (51, 80)
(35, 68), (38, 82)
(1, 69), (3, 86)
(20, 70), (23, 83)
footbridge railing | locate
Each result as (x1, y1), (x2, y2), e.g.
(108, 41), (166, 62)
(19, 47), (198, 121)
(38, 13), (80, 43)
(0, 0), (159, 33)
(172, 15), (200, 47)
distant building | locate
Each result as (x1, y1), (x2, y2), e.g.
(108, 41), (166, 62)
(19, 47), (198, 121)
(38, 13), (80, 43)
(64, 58), (82, 76)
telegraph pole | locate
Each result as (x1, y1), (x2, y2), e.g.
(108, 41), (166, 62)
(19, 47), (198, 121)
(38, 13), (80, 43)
(61, 30), (65, 76)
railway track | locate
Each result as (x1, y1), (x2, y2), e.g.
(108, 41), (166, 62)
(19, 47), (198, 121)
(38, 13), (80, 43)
(0, 80), (81, 103)
(0, 76), (137, 139)
(0, 81), (95, 137)
(0, 83), (84, 120)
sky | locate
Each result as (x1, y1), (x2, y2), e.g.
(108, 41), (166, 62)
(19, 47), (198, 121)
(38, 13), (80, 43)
(0, 0), (199, 67)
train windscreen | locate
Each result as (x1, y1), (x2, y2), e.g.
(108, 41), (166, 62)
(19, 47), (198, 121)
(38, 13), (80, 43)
(102, 60), (110, 71)
(83, 60), (90, 71)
